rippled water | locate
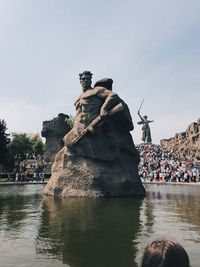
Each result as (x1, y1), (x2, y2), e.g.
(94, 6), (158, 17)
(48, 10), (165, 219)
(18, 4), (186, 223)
(0, 184), (199, 267)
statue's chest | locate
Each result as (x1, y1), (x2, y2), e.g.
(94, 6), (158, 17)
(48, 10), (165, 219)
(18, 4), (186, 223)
(77, 95), (103, 125)
(79, 95), (102, 114)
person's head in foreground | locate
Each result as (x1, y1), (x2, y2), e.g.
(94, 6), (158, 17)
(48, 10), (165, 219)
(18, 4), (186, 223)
(141, 239), (190, 267)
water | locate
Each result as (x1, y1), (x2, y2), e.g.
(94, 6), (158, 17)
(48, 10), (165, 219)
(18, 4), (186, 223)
(0, 184), (199, 267)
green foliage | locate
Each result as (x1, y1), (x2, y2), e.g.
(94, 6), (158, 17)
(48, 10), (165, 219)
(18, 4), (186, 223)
(9, 133), (33, 160)
(0, 126), (45, 172)
(65, 115), (75, 129)
(31, 134), (45, 156)
(9, 133), (45, 160)
(0, 119), (10, 165)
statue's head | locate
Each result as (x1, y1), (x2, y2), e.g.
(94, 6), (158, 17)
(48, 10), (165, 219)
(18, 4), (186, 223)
(143, 115), (148, 119)
(79, 71), (93, 92)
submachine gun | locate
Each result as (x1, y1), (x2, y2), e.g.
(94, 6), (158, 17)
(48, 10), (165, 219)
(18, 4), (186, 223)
(68, 102), (124, 148)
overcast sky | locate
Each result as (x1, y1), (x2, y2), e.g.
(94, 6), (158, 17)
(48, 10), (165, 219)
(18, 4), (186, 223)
(0, 0), (199, 144)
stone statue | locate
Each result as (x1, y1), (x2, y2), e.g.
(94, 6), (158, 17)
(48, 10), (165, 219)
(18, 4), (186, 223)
(137, 110), (154, 143)
(64, 71), (135, 159)
(43, 71), (145, 198)
(41, 113), (71, 173)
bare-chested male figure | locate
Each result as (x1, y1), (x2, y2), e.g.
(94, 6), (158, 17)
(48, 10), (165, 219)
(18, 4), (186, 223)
(64, 71), (138, 161)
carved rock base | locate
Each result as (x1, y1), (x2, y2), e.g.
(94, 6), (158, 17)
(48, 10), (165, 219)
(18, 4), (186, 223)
(43, 147), (145, 198)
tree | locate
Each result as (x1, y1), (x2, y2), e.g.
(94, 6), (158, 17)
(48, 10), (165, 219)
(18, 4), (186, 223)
(0, 119), (10, 165)
(9, 133), (33, 160)
(31, 134), (45, 156)
(65, 115), (75, 129)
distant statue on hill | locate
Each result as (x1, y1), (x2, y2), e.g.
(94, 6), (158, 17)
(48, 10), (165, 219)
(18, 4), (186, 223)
(137, 108), (154, 143)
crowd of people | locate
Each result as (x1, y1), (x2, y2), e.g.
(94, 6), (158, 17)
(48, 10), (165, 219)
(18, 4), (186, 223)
(14, 157), (45, 183)
(137, 144), (200, 183)
(12, 143), (200, 184)
(15, 170), (45, 183)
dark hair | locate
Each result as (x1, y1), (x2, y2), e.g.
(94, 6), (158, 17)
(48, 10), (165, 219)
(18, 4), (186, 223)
(141, 239), (190, 267)
(79, 71), (93, 80)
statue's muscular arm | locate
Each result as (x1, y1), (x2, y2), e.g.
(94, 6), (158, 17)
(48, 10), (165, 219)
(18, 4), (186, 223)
(96, 88), (121, 117)
(95, 87), (134, 131)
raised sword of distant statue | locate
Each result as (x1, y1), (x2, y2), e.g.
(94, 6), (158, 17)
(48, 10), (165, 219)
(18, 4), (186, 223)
(138, 98), (144, 115)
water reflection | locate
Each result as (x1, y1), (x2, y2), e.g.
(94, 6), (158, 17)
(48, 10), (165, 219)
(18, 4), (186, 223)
(0, 185), (200, 267)
(0, 185), (41, 234)
(36, 196), (143, 267)
(133, 184), (200, 267)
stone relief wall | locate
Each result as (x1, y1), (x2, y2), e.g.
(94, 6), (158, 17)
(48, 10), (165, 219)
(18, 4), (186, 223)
(160, 118), (200, 160)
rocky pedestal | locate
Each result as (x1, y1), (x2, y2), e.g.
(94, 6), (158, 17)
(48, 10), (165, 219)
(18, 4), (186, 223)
(43, 117), (145, 198)
(160, 118), (200, 160)
(43, 137), (143, 198)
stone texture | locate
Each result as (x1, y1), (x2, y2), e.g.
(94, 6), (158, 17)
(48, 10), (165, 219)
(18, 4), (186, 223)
(43, 74), (145, 198)
(43, 138), (143, 198)
(41, 113), (71, 172)
(43, 120), (144, 197)
(160, 118), (200, 160)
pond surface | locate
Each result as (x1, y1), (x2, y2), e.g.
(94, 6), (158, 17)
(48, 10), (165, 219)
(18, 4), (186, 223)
(0, 184), (200, 267)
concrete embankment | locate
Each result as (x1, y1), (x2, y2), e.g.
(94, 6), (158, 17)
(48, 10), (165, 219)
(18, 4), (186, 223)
(143, 181), (200, 185)
(1, 181), (199, 186)
(0, 181), (47, 186)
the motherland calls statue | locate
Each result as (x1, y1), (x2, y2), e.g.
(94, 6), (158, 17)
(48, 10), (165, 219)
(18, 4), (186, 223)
(137, 100), (154, 143)
(43, 71), (145, 197)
